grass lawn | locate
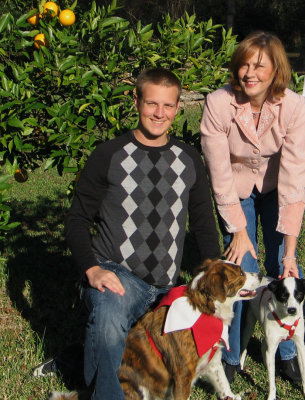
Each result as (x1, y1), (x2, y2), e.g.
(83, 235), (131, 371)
(1, 111), (305, 399)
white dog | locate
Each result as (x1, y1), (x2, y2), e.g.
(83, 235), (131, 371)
(240, 277), (305, 400)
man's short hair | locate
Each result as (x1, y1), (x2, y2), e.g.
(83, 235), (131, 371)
(136, 67), (182, 101)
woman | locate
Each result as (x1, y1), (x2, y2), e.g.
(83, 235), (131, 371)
(200, 31), (305, 383)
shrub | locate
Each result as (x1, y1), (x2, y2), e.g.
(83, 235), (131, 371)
(0, 0), (238, 236)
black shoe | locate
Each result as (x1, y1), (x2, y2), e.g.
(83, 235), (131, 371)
(222, 360), (240, 383)
(280, 357), (302, 384)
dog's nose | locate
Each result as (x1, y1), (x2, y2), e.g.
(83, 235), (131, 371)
(287, 307), (297, 315)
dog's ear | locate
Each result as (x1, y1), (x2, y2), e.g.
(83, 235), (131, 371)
(204, 270), (227, 302)
(193, 258), (216, 276)
(268, 280), (279, 293)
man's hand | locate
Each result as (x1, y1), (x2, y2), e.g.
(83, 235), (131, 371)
(223, 228), (257, 265)
(86, 266), (125, 296)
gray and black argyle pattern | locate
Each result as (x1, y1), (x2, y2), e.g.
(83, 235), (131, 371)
(103, 141), (196, 287)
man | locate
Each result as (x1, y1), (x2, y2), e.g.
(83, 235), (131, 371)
(65, 67), (220, 399)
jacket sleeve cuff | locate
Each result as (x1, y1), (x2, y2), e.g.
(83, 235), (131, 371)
(277, 202), (305, 237)
(218, 203), (247, 233)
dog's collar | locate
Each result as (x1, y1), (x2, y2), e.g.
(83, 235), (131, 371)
(268, 299), (300, 341)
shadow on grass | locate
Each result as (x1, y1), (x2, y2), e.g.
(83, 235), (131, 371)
(2, 194), (87, 388)
(2, 192), (205, 389)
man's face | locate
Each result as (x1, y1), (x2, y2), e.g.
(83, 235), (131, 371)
(134, 82), (180, 145)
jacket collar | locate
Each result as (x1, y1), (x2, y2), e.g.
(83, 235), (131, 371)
(230, 89), (282, 146)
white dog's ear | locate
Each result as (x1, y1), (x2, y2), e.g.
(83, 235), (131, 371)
(268, 280), (279, 293)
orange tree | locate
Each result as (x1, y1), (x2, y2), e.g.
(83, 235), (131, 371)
(0, 0), (238, 236)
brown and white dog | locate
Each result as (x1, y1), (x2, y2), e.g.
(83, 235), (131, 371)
(49, 259), (262, 400)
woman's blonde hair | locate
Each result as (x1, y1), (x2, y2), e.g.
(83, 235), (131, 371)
(230, 31), (291, 99)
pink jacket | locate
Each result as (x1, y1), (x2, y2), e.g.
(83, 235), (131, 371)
(200, 85), (305, 237)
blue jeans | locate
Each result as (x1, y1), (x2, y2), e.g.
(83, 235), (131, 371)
(82, 258), (168, 400)
(221, 188), (303, 365)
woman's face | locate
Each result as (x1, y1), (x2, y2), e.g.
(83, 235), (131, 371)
(238, 49), (275, 105)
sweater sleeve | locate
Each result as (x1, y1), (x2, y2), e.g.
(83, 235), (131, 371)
(65, 145), (109, 274)
(187, 147), (221, 261)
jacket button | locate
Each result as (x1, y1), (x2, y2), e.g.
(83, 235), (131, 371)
(252, 159), (258, 164)
(253, 149), (260, 154)
(252, 169), (258, 174)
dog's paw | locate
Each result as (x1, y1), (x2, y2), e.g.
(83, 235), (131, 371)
(49, 391), (78, 400)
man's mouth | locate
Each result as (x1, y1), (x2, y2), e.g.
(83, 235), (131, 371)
(151, 120), (165, 125)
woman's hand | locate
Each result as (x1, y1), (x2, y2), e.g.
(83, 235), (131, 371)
(86, 265), (126, 296)
(279, 235), (299, 279)
(279, 258), (299, 279)
(224, 228), (257, 265)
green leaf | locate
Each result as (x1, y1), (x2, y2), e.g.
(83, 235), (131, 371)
(44, 158), (55, 170)
(87, 116), (96, 130)
(112, 85), (134, 96)
(0, 222), (20, 230)
(59, 56), (77, 72)
(100, 17), (126, 28)
(141, 30), (153, 41)
(78, 103), (91, 114)
(81, 70), (95, 81)
(90, 64), (104, 78)
(8, 117), (24, 130)
(13, 135), (23, 151)
(0, 13), (12, 34)
(140, 24), (153, 34)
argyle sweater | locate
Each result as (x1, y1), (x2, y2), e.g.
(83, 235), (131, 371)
(66, 131), (220, 288)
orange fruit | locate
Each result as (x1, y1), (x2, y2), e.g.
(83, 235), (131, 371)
(34, 33), (48, 49)
(27, 12), (42, 26)
(43, 1), (59, 17)
(59, 9), (76, 26)
(14, 168), (28, 183)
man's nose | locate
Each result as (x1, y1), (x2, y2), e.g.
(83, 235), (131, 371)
(154, 105), (164, 118)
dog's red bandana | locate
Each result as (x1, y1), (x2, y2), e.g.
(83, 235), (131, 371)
(151, 286), (227, 358)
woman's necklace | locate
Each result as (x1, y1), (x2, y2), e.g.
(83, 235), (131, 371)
(252, 111), (261, 119)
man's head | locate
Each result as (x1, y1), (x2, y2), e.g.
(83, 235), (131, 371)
(134, 68), (181, 146)
(135, 67), (182, 102)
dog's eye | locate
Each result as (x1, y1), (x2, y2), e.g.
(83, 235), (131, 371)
(280, 294), (289, 302)
(295, 292), (304, 301)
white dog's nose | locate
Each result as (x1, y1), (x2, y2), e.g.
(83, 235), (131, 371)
(287, 307), (297, 315)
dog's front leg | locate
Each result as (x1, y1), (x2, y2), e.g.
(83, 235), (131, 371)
(172, 377), (192, 400)
(293, 334), (305, 396)
(202, 353), (241, 400)
(240, 304), (256, 370)
(205, 366), (241, 400)
(264, 341), (278, 400)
